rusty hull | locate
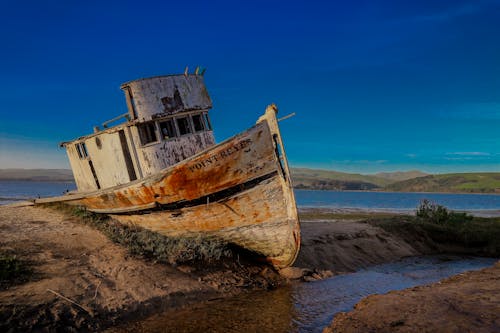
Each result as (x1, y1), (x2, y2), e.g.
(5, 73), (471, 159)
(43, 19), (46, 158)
(113, 175), (300, 268)
(36, 105), (300, 268)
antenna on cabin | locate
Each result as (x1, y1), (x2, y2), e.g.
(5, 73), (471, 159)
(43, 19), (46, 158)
(195, 66), (200, 75)
(278, 112), (296, 122)
(184, 66), (189, 76)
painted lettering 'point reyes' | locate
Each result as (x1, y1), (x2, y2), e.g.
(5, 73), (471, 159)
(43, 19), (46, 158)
(34, 71), (301, 269)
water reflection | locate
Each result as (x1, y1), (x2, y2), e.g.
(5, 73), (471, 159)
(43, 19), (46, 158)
(113, 256), (496, 333)
(115, 287), (297, 333)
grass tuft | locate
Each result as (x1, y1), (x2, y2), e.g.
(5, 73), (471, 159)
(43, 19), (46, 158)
(0, 251), (31, 285)
(46, 203), (233, 265)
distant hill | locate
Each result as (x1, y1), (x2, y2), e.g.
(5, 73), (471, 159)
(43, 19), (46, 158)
(290, 168), (499, 194)
(374, 170), (428, 182)
(290, 168), (425, 190)
(291, 168), (386, 190)
(0, 169), (74, 182)
(386, 173), (500, 194)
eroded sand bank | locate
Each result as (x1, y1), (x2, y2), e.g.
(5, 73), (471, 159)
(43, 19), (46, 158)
(324, 261), (500, 333)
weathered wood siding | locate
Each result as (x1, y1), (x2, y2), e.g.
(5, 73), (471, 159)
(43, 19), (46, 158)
(130, 127), (215, 178)
(84, 132), (132, 188)
(65, 130), (134, 191)
(122, 75), (212, 121)
(66, 144), (97, 191)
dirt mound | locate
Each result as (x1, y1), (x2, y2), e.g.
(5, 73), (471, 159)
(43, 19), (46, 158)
(324, 261), (500, 333)
(295, 220), (426, 272)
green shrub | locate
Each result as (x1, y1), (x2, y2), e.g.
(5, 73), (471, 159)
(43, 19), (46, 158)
(416, 199), (473, 225)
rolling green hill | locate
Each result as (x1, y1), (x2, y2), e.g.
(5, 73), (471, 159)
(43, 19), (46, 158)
(373, 170), (427, 182)
(291, 168), (499, 193)
(386, 173), (500, 194)
(290, 168), (427, 190)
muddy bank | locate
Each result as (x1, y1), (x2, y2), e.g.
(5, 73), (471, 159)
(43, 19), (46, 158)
(296, 208), (499, 272)
(296, 221), (423, 272)
(0, 206), (282, 332)
(325, 261), (500, 333)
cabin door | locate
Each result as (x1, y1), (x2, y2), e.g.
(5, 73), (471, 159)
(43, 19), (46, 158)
(88, 160), (101, 190)
(118, 130), (137, 181)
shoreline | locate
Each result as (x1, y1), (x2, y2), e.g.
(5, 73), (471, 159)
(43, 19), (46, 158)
(299, 206), (500, 218)
(294, 188), (500, 196)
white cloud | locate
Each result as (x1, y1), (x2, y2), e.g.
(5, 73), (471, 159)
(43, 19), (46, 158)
(330, 159), (388, 165)
(446, 152), (491, 156)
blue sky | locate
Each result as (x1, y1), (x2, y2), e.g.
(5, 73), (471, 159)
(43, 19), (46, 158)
(0, 0), (499, 173)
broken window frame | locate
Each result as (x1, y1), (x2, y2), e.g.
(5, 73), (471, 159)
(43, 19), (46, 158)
(159, 119), (177, 140)
(176, 116), (192, 136)
(138, 121), (159, 146)
(75, 142), (89, 160)
(203, 113), (212, 131)
(191, 114), (205, 132)
(75, 144), (82, 159)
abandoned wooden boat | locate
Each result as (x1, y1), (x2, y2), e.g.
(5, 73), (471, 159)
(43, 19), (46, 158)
(36, 72), (300, 269)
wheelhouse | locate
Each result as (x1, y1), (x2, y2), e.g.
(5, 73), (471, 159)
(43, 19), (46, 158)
(61, 72), (215, 192)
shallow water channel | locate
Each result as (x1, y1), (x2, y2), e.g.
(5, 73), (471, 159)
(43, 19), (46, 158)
(116, 255), (496, 333)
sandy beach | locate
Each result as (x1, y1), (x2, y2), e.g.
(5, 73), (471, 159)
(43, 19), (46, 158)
(1, 205), (498, 331)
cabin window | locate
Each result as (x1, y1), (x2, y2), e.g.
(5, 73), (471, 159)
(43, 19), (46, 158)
(75, 142), (88, 159)
(203, 113), (212, 131)
(191, 114), (205, 132)
(75, 144), (82, 158)
(138, 122), (158, 145)
(81, 143), (89, 157)
(176, 117), (192, 136)
(159, 119), (177, 140)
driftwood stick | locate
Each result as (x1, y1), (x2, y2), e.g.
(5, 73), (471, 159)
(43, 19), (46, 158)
(93, 281), (102, 300)
(47, 289), (91, 314)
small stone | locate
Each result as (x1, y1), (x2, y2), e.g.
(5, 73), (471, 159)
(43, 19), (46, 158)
(279, 267), (309, 279)
(302, 275), (317, 282)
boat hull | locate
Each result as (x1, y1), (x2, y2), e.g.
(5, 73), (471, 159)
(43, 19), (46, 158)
(113, 175), (300, 268)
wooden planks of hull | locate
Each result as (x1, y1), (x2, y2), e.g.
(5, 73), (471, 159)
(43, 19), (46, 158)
(112, 175), (300, 268)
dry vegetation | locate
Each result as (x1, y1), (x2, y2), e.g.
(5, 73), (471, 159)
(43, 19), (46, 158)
(50, 203), (234, 266)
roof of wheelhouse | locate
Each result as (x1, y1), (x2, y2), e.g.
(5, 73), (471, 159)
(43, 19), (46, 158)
(60, 72), (213, 146)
